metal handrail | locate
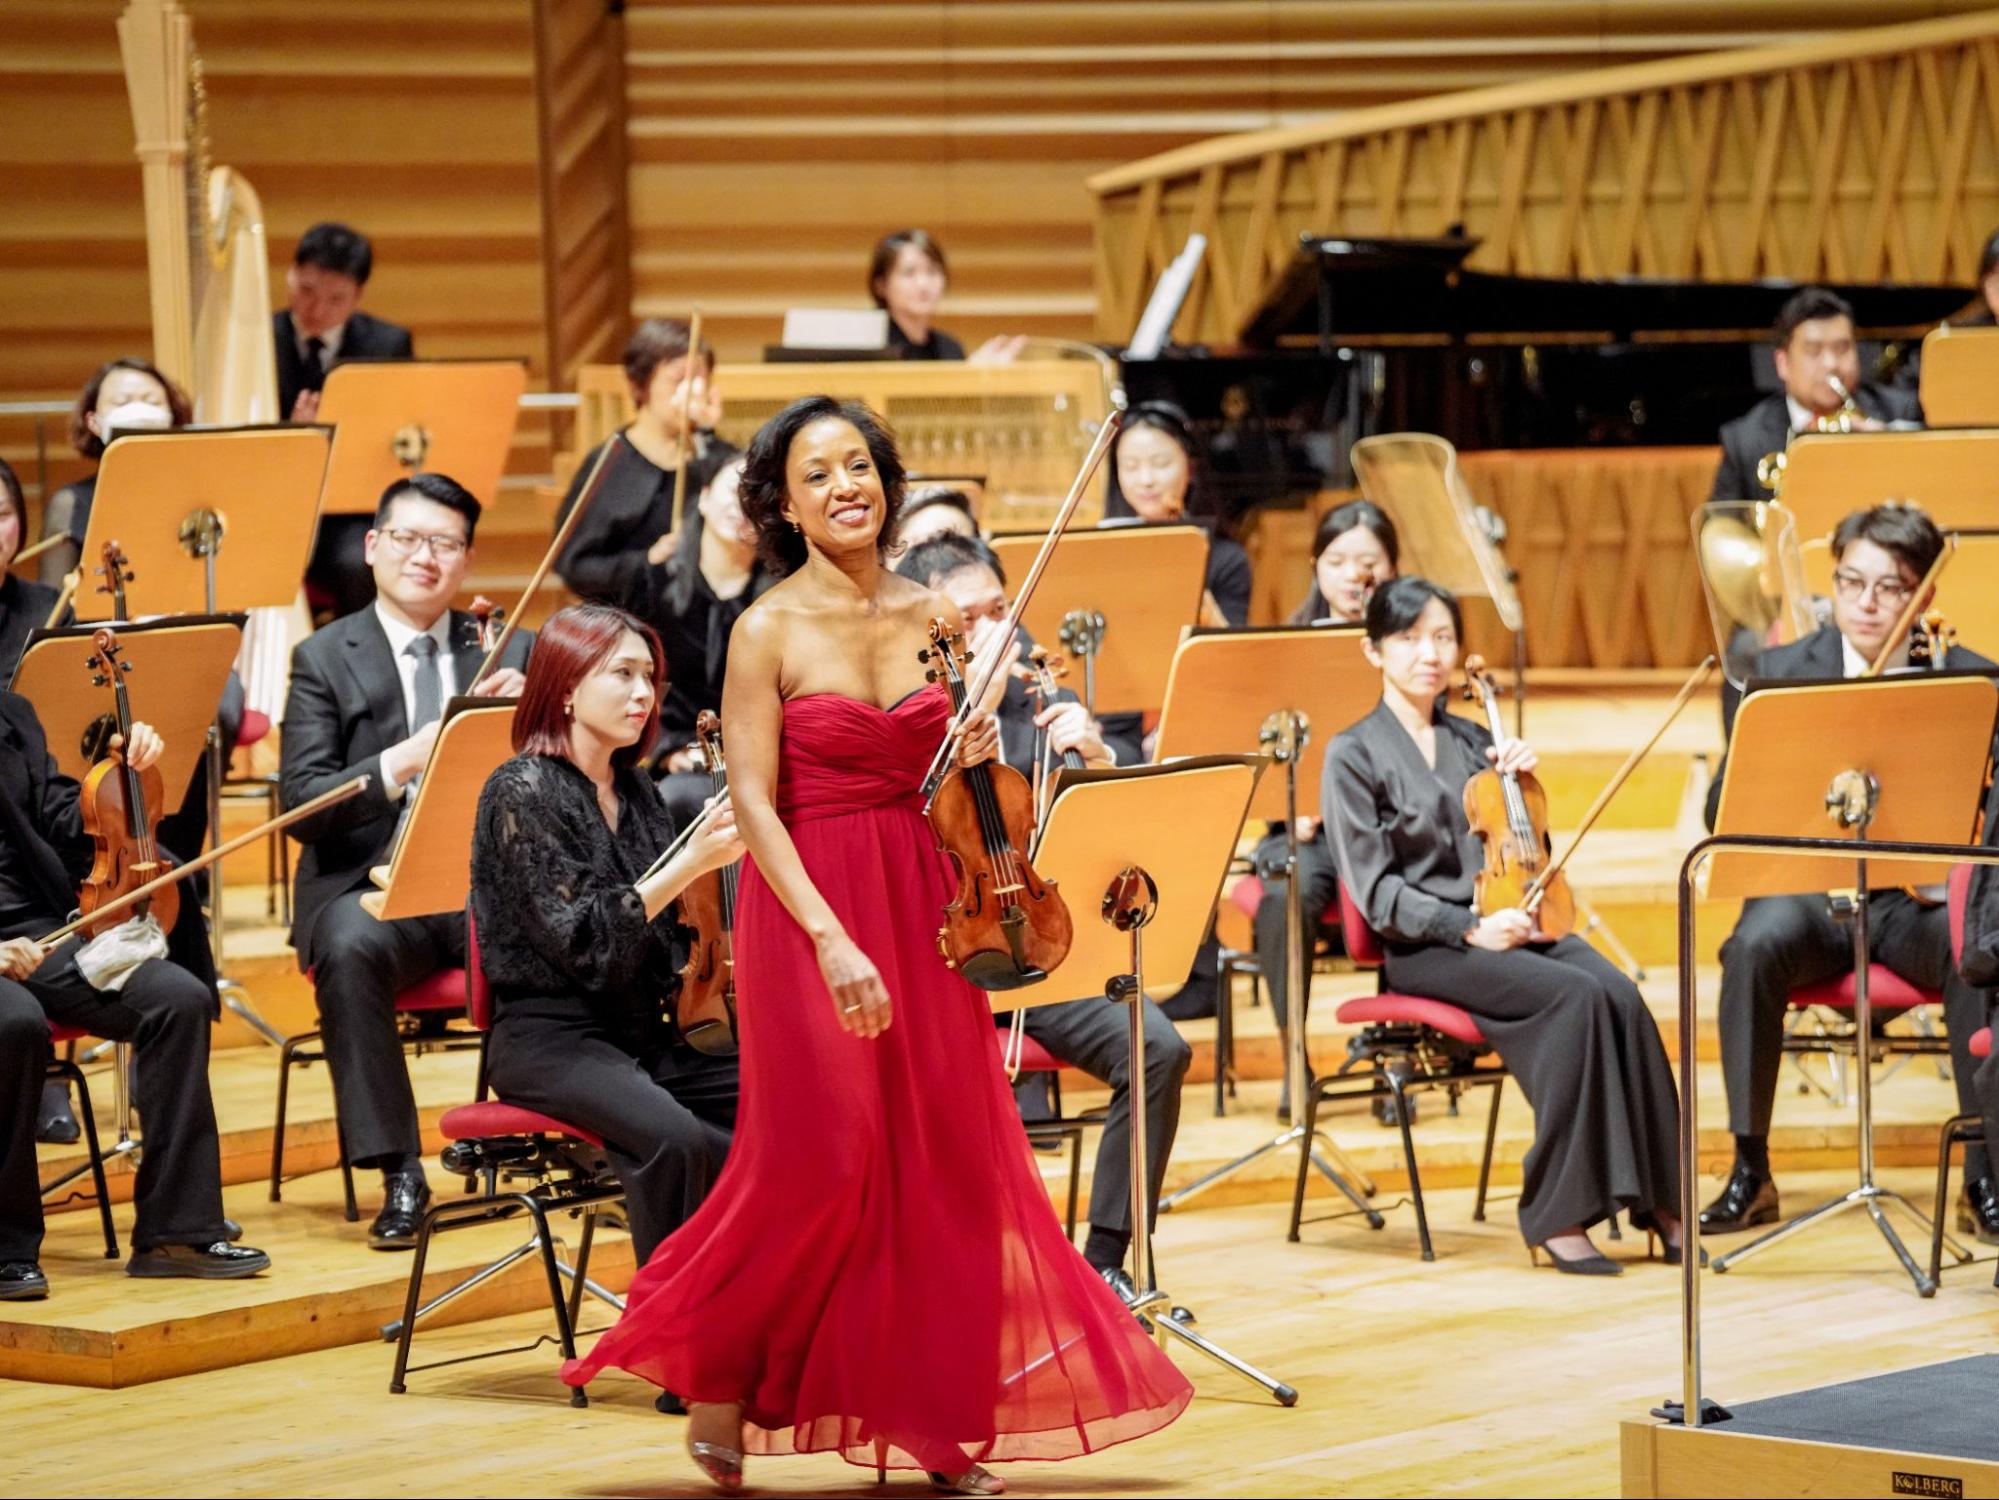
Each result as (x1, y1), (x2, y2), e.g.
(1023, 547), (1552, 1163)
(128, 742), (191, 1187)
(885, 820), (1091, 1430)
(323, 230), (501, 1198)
(1675, 832), (1999, 1429)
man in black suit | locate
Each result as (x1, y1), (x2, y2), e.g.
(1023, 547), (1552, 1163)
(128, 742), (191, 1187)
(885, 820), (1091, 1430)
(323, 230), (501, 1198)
(279, 222), (417, 620)
(0, 696), (270, 1297)
(1700, 504), (1999, 1240)
(280, 472), (528, 1249)
(1710, 287), (1923, 504)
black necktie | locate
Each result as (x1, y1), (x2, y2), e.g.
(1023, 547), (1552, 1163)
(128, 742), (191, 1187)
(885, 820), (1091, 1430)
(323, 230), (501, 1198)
(302, 335), (327, 393)
(407, 634), (441, 732)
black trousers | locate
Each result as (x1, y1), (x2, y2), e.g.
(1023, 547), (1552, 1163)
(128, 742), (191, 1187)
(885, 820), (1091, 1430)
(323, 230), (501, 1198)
(1251, 834), (1340, 1033)
(1016, 995), (1191, 1236)
(0, 951), (227, 1261)
(306, 895), (465, 1170)
(487, 1010), (737, 1264)
(1384, 936), (1681, 1245)
(1718, 892), (1992, 1180)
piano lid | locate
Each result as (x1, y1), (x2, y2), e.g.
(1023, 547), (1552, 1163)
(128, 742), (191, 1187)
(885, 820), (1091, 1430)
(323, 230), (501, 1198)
(1241, 233), (1974, 348)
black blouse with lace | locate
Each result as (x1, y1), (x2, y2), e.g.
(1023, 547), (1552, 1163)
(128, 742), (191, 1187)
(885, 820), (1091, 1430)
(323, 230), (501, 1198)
(471, 753), (689, 1047)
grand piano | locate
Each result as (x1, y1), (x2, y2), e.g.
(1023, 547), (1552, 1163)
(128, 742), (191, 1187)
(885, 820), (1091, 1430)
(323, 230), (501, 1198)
(1120, 233), (1973, 519)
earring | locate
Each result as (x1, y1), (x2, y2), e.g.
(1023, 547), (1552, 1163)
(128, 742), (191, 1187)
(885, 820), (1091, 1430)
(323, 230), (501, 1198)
(789, 519), (801, 532)
(563, 701), (573, 718)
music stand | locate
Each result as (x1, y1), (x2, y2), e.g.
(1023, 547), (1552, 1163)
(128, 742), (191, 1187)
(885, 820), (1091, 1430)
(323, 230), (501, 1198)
(1350, 433), (1527, 732)
(10, 615), (243, 808)
(1149, 625), (1384, 1218)
(78, 425), (333, 1044)
(987, 525), (1208, 715)
(1780, 430), (1999, 548)
(315, 360), (527, 515)
(1705, 673), (1998, 1292)
(1917, 324), (1999, 427)
(361, 698), (517, 921)
(1030, 754), (1298, 1407)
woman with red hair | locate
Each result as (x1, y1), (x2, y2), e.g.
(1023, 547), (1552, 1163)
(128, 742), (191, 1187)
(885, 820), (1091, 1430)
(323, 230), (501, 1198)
(468, 602), (743, 1268)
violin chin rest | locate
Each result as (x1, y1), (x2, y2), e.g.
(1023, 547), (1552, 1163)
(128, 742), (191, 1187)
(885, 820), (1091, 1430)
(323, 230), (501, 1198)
(958, 954), (1050, 993)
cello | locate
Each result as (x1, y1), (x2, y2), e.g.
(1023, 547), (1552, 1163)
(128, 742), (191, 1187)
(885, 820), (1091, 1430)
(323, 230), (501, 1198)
(1460, 654), (1574, 940)
(921, 617), (1073, 990)
(673, 710), (739, 1056)
(77, 627), (179, 938)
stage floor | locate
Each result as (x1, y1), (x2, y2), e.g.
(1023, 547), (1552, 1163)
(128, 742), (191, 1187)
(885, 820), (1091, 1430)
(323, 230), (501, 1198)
(7, 1166), (1996, 1498)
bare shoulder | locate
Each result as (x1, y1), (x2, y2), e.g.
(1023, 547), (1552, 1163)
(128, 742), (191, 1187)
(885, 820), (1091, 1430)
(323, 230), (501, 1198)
(890, 575), (961, 629)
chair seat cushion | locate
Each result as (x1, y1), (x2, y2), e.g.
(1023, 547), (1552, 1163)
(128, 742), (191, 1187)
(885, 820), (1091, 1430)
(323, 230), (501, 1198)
(1789, 965), (1937, 1011)
(397, 967), (469, 1012)
(47, 1023), (89, 1044)
(1974, 1027), (1992, 1061)
(236, 709), (272, 749)
(1336, 994), (1487, 1046)
(440, 1100), (603, 1147)
(994, 1030), (1064, 1074)
(1228, 875), (1265, 920)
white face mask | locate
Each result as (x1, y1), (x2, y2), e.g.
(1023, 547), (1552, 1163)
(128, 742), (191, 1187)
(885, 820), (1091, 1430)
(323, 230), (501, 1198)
(98, 400), (172, 437)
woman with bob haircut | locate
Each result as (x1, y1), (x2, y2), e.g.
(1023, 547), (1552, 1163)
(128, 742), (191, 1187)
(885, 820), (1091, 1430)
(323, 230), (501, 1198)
(1324, 575), (1684, 1276)
(561, 395), (1190, 1495)
(469, 602), (744, 1269)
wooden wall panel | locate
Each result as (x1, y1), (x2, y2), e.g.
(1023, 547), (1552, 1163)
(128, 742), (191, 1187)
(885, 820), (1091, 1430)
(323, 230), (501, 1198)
(624, 1), (1999, 360)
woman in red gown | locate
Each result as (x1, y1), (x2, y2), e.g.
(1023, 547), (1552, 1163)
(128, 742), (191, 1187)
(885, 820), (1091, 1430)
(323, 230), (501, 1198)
(562, 397), (1191, 1492)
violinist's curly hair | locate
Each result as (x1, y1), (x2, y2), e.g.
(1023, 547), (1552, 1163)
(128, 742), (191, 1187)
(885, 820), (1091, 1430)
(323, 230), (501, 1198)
(739, 396), (907, 574)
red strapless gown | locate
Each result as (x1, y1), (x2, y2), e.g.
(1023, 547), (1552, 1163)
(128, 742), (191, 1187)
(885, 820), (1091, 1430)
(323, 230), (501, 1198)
(561, 684), (1191, 1471)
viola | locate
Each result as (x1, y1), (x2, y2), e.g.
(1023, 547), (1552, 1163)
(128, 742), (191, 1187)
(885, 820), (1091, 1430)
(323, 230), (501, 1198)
(77, 627), (179, 939)
(1459, 654), (1573, 940)
(673, 710), (738, 1056)
(1025, 645), (1086, 822)
(922, 617), (1073, 991)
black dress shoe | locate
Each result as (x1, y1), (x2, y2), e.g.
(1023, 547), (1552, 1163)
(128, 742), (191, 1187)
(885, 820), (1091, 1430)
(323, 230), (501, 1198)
(368, 1171), (432, 1251)
(655, 1390), (688, 1416)
(1959, 1176), (1999, 1246)
(1530, 1241), (1623, 1276)
(1097, 1264), (1143, 1309)
(1698, 1165), (1779, 1235)
(222, 1218), (243, 1243)
(0, 1261), (49, 1300)
(126, 1241), (271, 1279)
(36, 1081), (80, 1145)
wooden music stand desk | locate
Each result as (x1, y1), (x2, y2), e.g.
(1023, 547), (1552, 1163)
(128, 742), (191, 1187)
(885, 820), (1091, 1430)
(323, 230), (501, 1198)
(1705, 672), (1996, 1292)
(1782, 430), (1999, 549)
(78, 427), (332, 618)
(1917, 324), (1999, 428)
(362, 698), (518, 922)
(1926, 531), (1999, 655)
(987, 524), (1208, 715)
(1152, 625), (1376, 822)
(317, 360), (527, 515)
(10, 615), (244, 811)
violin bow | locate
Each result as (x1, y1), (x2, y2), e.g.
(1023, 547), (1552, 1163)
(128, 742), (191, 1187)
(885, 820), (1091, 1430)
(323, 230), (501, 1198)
(666, 308), (705, 539)
(920, 410), (1122, 802)
(12, 531), (69, 568)
(470, 429), (628, 687)
(1520, 656), (1716, 914)
(1862, 532), (1956, 679)
(36, 775), (370, 952)
(640, 787), (731, 883)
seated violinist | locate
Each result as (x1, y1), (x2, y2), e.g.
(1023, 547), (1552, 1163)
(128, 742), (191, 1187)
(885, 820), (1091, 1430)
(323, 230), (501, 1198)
(895, 534), (1186, 1306)
(1700, 503), (1999, 1239)
(0, 692), (269, 1298)
(1252, 500), (1400, 1114)
(470, 603), (742, 1267)
(0, 458), (60, 682)
(1326, 577), (1683, 1274)
(280, 473), (530, 1250)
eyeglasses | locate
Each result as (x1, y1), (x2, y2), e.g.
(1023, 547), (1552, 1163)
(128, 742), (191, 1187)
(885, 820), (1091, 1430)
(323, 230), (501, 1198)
(1830, 569), (1914, 607)
(378, 527), (468, 561)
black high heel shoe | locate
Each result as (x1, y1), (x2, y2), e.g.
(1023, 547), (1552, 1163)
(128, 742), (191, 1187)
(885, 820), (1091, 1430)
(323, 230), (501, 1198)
(1528, 1240), (1622, 1276)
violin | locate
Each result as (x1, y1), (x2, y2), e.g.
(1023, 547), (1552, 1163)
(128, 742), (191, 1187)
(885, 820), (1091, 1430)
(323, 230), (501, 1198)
(77, 627), (179, 939)
(97, 540), (134, 620)
(1026, 645), (1087, 820)
(921, 617), (1073, 991)
(1459, 654), (1574, 940)
(673, 710), (738, 1056)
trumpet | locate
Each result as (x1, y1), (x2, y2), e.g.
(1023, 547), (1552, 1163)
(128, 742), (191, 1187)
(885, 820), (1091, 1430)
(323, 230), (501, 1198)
(1755, 376), (1868, 493)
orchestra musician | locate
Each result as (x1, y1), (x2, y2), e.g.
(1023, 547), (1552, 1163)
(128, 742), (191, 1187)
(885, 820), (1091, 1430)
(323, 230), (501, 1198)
(893, 485), (980, 549)
(562, 396), (1190, 1493)
(281, 222), (419, 621)
(0, 458), (60, 681)
(620, 447), (777, 826)
(469, 603), (743, 1269)
(555, 318), (725, 604)
(1890, 224), (1999, 394)
(0, 692), (269, 1298)
(1255, 500), (1401, 1114)
(1699, 503), (1999, 1240)
(1709, 287), (1921, 504)
(278, 472), (531, 1251)
(870, 229), (966, 361)
(895, 533), (1185, 1306)
(35, 358), (192, 588)
(1326, 576), (1684, 1274)
(1103, 401), (1252, 628)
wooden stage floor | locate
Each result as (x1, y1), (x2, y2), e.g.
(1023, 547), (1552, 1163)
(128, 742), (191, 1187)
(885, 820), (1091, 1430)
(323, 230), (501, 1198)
(7, 1167), (1995, 1498)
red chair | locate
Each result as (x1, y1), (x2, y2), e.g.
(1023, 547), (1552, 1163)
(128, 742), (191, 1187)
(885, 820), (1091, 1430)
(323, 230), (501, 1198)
(269, 964), (481, 1221)
(996, 1029), (1094, 1241)
(388, 914), (626, 1406)
(40, 1024), (118, 1259)
(1288, 883), (1508, 1261)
